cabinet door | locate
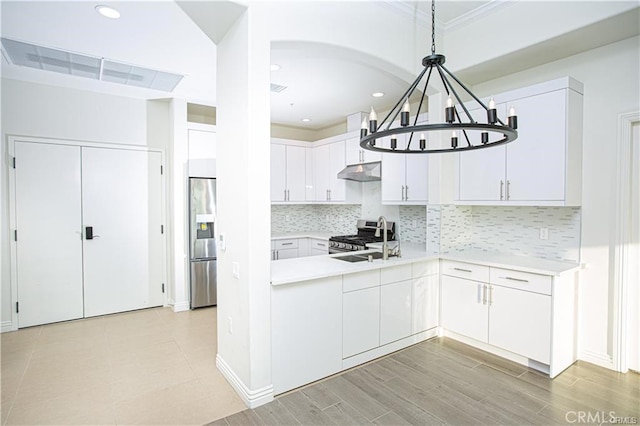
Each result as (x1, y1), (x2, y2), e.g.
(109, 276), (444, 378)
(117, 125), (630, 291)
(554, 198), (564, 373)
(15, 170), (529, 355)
(275, 248), (298, 260)
(458, 106), (507, 201)
(305, 147), (314, 201)
(381, 152), (406, 203)
(412, 275), (438, 334)
(440, 276), (488, 342)
(270, 144), (286, 202)
(313, 144), (330, 201)
(380, 281), (412, 345)
(286, 146), (306, 201)
(343, 287), (380, 358)
(329, 140), (346, 201)
(345, 137), (362, 165)
(14, 142), (84, 328)
(506, 90), (567, 201)
(405, 154), (428, 203)
(272, 276), (343, 394)
(82, 148), (164, 317)
(489, 285), (551, 364)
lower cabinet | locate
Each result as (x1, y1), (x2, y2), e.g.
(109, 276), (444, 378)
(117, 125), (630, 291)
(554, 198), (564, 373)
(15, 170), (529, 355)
(343, 287), (380, 358)
(272, 276), (343, 394)
(440, 259), (574, 376)
(380, 280), (412, 346)
(271, 237), (329, 260)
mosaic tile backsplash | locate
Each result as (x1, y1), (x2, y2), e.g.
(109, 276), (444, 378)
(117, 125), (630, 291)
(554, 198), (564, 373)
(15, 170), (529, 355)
(437, 205), (581, 262)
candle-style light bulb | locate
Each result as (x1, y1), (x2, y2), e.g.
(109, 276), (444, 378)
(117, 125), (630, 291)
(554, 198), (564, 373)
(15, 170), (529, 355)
(390, 135), (397, 150)
(401, 100), (410, 126)
(508, 106), (518, 129)
(369, 107), (378, 133)
(451, 130), (458, 149)
(445, 96), (455, 123)
(360, 118), (368, 138)
(419, 133), (426, 150)
(487, 97), (497, 124)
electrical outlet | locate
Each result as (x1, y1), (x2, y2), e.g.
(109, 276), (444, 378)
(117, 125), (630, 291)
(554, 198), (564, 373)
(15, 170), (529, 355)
(412, 219), (418, 229)
(539, 228), (549, 240)
(232, 262), (240, 279)
(285, 215), (290, 222)
(227, 317), (233, 334)
(326, 215), (330, 221)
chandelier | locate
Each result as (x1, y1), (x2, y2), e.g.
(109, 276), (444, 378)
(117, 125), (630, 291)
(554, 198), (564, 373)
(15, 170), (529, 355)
(360, 0), (518, 154)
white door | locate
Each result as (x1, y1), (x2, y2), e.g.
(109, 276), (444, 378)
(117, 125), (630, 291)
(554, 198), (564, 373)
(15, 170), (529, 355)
(270, 144), (286, 201)
(81, 147), (164, 317)
(14, 142), (84, 327)
(458, 106), (507, 201)
(628, 122), (640, 372)
(506, 90), (567, 201)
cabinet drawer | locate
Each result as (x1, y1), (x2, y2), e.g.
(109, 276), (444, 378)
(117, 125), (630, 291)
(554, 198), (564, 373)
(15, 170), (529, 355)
(274, 239), (298, 250)
(310, 239), (329, 251)
(441, 260), (489, 282)
(381, 264), (412, 285)
(490, 268), (552, 295)
(343, 269), (380, 293)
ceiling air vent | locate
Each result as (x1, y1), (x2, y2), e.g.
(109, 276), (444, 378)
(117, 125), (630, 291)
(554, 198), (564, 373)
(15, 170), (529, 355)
(270, 83), (287, 93)
(1, 38), (184, 92)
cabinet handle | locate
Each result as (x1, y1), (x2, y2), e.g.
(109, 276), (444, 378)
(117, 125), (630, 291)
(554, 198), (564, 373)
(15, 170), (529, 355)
(482, 284), (487, 305)
(276, 250), (279, 260)
(401, 185), (405, 200)
(506, 180), (511, 200)
(287, 189), (290, 201)
(453, 267), (473, 273)
(503, 276), (529, 283)
(488, 285), (493, 306)
(500, 180), (504, 200)
(284, 189), (287, 201)
(406, 185), (409, 201)
(281, 242), (293, 246)
(328, 189), (331, 201)
(317, 243), (326, 247)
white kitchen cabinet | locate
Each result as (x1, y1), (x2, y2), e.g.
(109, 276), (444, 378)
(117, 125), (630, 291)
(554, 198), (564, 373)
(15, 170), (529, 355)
(440, 259), (575, 376)
(272, 276), (343, 394)
(412, 273), (439, 334)
(346, 136), (381, 165)
(343, 286), (380, 358)
(271, 239), (299, 260)
(381, 133), (428, 204)
(309, 238), (329, 256)
(314, 140), (348, 202)
(380, 280), (412, 346)
(456, 77), (583, 206)
(271, 144), (307, 202)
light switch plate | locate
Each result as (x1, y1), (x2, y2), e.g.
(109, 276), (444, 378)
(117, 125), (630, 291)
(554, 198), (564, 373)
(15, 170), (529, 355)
(232, 261), (240, 279)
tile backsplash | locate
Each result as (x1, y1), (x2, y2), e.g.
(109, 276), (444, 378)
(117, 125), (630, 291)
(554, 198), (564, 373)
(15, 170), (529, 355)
(271, 204), (361, 235)
(398, 206), (427, 244)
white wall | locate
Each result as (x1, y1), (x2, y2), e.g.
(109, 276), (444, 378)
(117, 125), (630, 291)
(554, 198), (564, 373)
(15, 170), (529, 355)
(0, 78), (170, 328)
(470, 36), (640, 368)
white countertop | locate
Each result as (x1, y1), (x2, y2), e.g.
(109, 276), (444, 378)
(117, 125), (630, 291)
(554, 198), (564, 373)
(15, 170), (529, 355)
(271, 243), (581, 286)
(271, 232), (332, 241)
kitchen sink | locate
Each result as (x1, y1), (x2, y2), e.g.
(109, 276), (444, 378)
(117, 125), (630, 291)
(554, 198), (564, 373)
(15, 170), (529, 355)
(333, 252), (384, 262)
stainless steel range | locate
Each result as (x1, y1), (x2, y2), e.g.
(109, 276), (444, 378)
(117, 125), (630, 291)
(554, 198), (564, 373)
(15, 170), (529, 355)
(329, 219), (396, 254)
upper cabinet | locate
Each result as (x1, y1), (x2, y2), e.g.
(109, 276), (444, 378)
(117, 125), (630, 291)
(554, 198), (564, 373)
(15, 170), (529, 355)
(456, 77), (583, 206)
(346, 136), (381, 165)
(380, 132), (429, 205)
(271, 142), (309, 203)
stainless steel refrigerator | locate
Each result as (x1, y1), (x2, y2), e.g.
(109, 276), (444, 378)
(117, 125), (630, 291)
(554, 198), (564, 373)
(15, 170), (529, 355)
(189, 178), (217, 308)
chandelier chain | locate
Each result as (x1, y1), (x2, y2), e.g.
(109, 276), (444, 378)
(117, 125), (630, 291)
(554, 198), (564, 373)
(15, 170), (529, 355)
(431, 0), (436, 55)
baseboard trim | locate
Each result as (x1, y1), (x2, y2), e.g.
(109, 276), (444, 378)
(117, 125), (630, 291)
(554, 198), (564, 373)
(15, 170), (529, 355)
(216, 354), (274, 409)
(579, 350), (615, 370)
(1, 321), (15, 333)
(172, 301), (190, 312)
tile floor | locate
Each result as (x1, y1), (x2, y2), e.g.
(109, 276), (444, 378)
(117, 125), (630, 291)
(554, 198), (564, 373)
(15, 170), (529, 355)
(1, 307), (246, 425)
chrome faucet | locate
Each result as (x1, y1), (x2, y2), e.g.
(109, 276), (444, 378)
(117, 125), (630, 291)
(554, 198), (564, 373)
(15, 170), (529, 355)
(375, 216), (389, 260)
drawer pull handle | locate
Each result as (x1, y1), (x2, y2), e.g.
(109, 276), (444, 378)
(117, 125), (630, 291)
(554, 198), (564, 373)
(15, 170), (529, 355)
(281, 242), (294, 246)
(453, 267), (473, 273)
(504, 276), (529, 283)
(317, 243), (326, 247)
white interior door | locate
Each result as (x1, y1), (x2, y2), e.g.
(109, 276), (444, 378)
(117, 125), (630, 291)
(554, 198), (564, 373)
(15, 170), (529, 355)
(14, 142), (84, 327)
(81, 147), (164, 317)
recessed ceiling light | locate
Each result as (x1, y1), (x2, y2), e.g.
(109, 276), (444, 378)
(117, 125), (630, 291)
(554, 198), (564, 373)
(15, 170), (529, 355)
(95, 5), (120, 19)
(270, 64), (281, 71)
(372, 92), (385, 98)
(301, 118), (311, 123)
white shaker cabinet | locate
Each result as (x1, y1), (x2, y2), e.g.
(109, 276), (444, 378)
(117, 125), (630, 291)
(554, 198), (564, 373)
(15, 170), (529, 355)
(456, 77), (583, 206)
(270, 144), (307, 202)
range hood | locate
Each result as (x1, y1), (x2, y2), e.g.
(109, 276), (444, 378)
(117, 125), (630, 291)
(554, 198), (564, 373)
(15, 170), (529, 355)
(337, 161), (381, 182)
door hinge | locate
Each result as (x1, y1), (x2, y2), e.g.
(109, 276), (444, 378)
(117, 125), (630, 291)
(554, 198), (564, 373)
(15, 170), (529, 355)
(12, 157), (16, 169)
(160, 165), (163, 175)
(14, 230), (17, 242)
(162, 283), (165, 293)
(161, 225), (164, 234)
(16, 302), (19, 313)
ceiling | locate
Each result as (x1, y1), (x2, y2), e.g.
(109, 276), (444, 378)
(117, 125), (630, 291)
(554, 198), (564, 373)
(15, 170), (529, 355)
(2, 1), (638, 132)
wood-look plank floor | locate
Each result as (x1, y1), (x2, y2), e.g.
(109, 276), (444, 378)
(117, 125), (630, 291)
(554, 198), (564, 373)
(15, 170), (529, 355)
(209, 337), (640, 426)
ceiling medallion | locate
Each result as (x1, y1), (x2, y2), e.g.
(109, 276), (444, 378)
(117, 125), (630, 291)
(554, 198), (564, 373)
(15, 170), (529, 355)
(360, 0), (518, 154)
